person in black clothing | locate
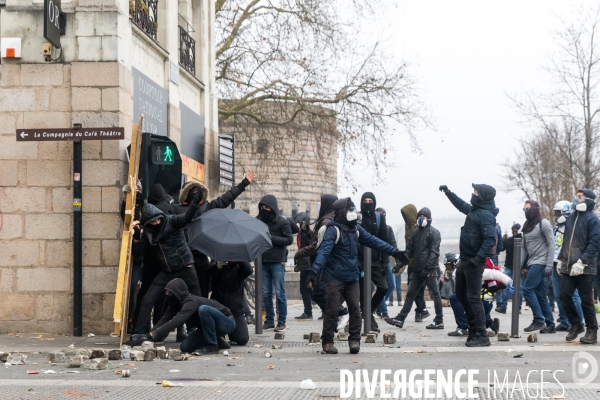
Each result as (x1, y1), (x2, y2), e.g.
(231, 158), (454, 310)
(208, 261), (253, 345)
(387, 207), (444, 329)
(439, 183), (498, 347)
(358, 192), (389, 332)
(374, 207), (400, 319)
(129, 278), (235, 354)
(496, 223), (522, 313)
(293, 212), (314, 319)
(172, 171), (256, 298)
(129, 189), (203, 338)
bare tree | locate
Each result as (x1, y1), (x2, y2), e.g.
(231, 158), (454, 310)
(215, 0), (432, 179)
(506, 4), (600, 210)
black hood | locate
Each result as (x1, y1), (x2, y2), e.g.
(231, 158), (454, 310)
(258, 195), (279, 216)
(165, 278), (190, 305)
(149, 183), (169, 204)
(319, 194), (338, 220)
(333, 197), (354, 224)
(472, 183), (496, 202)
(417, 207), (432, 220)
(361, 192), (376, 207)
(295, 212), (310, 225)
(579, 188), (596, 211)
(140, 203), (166, 226)
(361, 192), (377, 216)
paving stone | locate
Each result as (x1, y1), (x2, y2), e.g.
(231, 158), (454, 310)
(90, 349), (106, 359)
(528, 333), (538, 343)
(108, 349), (122, 360)
(383, 332), (396, 344)
(274, 332), (285, 340)
(48, 351), (65, 363)
(7, 353), (26, 365)
(130, 351), (145, 361)
(141, 341), (154, 351)
(365, 333), (376, 343)
(308, 332), (320, 343)
(156, 346), (167, 359)
(337, 332), (349, 341)
(498, 332), (510, 341)
(143, 349), (156, 361)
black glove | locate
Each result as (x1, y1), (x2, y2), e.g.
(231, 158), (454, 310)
(306, 271), (317, 289)
(420, 269), (430, 279)
(191, 188), (204, 205)
(392, 261), (405, 274)
(133, 224), (142, 241)
(543, 266), (552, 277)
(392, 250), (410, 265)
(469, 255), (484, 268)
(129, 333), (151, 346)
(439, 185), (450, 193)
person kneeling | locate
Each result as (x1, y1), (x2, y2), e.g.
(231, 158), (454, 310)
(129, 278), (235, 354)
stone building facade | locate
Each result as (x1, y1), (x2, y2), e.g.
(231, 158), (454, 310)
(0, 0), (218, 334)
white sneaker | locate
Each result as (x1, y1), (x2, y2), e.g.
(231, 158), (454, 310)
(393, 301), (398, 307)
(337, 314), (350, 331)
(386, 301), (392, 306)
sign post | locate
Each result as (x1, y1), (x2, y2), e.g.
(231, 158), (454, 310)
(15, 126), (124, 337)
(218, 134), (235, 208)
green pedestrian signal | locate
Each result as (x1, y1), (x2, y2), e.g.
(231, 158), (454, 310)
(151, 142), (175, 165)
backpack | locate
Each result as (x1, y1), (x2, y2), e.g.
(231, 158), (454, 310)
(483, 257), (504, 292)
(317, 225), (359, 248)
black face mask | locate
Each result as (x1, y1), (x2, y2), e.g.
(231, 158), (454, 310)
(259, 208), (276, 222)
(362, 202), (375, 214)
(470, 194), (482, 206)
(165, 292), (179, 306)
(146, 219), (164, 233)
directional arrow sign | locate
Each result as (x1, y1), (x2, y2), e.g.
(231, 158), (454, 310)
(16, 127), (125, 142)
(20, 132), (28, 139)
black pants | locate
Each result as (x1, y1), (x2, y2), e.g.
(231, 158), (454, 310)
(397, 269), (443, 323)
(299, 270), (313, 316)
(312, 268), (328, 312)
(132, 263), (162, 332)
(134, 266), (202, 334)
(455, 258), (486, 337)
(359, 261), (388, 315)
(322, 281), (361, 344)
(228, 313), (249, 345)
(560, 273), (598, 329)
(193, 252), (211, 297)
(407, 267), (427, 314)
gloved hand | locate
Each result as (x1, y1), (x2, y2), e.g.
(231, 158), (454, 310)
(439, 185), (450, 193)
(135, 180), (142, 193)
(420, 269), (430, 279)
(392, 250), (409, 265)
(469, 256), (484, 268)
(122, 184), (131, 193)
(543, 266), (552, 277)
(507, 284), (515, 295)
(132, 224), (142, 240)
(129, 333), (151, 346)
(306, 271), (317, 289)
(570, 259), (586, 276)
(555, 260), (562, 274)
(392, 261), (405, 274)
(191, 188), (204, 205)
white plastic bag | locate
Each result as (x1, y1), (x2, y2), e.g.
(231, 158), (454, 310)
(300, 379), (316, 390)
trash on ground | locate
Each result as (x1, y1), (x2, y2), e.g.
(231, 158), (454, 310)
(122, 369), (131, 378)
(253, 344), (263, 348)
(169, 369), (180, 373)
(300, 379), (316, 390)
(88, 333), (95, 337)
(222, 350), (229, 356)
(513, 353), (524, 358)
(59, 371), (80, 374)
(27, 370), (39, 374)
(43, 370), (56, 374)
(267, 364), (274, 370)
(272, 344), (282, 349)
(68, 344), (75, 349)
(417, 349), (427, 353)
(264, 350), (272, 358)
(161, 380), (184, 387)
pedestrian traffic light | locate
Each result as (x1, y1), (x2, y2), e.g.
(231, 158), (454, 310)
(151, 142), (175, 165)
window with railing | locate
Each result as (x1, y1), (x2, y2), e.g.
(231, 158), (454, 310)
(131, 0), (158, 41)
(179, 25), (196, 75)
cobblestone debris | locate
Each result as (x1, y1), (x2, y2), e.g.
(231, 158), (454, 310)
(527, 333), (538, 343)
(48, 351), (65, 363)
(274, 332), (285, 340)
(497, 332), (510, 341)
(108, 349), (122, 360)
(308, 333), (320, 343)
(337, 332), (349, 341)
(365, 334), (376, 343)
(383, 332), (396, 344)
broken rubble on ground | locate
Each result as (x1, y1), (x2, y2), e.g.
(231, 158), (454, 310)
(527, 333), (538, 343)
(308, 332), (320, 343)
(144, 349), (157, 361)
(48, 351), (65, 363)
(68, 355), (88, 368)
(108, 349), (122, 360)
(90, 349), (106, 359)
(130, 351), (145, 361)
(365, 333), (376, 343)
(383, 332), (396, 344)
(274, 332), (285, 340)
(337, 332), (349, 341)
(156, 346), (167, 359)
(87, 358), (108, 370)
(141, 341), (155, 352)
(7, 353), (27, 365)
(497, 332), (510, 341)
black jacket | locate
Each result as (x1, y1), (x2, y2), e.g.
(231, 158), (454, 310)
(294, 212), (312, 271)
(134, 202), (198, 273)
(294, 194), (338, 262)
(405, 207), (441, 272)
(358, 192), (389, 263)
(148, 183), (174, 214)
(386, 225), (401, 265)
(558, 189), (600, 275)
(257, 195), (293, 263)
(503, 234), (522, 268)
(152, 278), (232, 341)
(208, 261), (253, 315)
(172, 177), (250, 216)
(446, 184), (498, 260)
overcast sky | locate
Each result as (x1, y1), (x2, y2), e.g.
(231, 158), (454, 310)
(338, 0), (581, 238)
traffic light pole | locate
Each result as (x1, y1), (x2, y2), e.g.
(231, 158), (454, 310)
(73, 123), (83, 337)
(231, 134), (235, 209)
(141, 132), (151, 202)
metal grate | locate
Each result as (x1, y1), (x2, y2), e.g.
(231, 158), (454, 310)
(179, 26), (196, 75)
(133, 0), (158, 41)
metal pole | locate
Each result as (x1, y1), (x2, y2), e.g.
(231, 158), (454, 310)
(231, 134), (235, 209)
(73, 123), (83, 337)
(511, 237), (523, 338)
(363, 247), (372, 334)
(141, 132), (151, 202)
(254, 254), (263, 334)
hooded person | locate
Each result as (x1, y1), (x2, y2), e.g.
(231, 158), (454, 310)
(129, 278), (235, 354)
(148, 183), (174, 214)
(172, 171), (255, 298)
(128, 190), (203, 340)
(292, 212), (315, 320)
(357, 192), (390, 332)
(398, 204), (428, 320)
(520, 199), (555, 334)
(257, 194), (294, 332)
(386, 207), (444, 329)
(374, 207), (398, 319)
(307, 197), (406, 355)
(439, 183), (498, 347)
(558, 188), (600, 344)
(496, 223), (523, 314)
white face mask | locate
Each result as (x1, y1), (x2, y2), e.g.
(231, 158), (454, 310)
(556, 215), (566, 224)
(417, 217), (428, 228)
(576, 202), (587, 212)
(346, 211), (358, 221)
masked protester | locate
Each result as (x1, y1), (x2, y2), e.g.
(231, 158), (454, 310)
(439, 183), (498, 347)
(308, 198), (407, 355)
(127, 190), (203, 342)
(293, 212), (315, 320)
(129, 278), (235, 353)
(551, 201), (585, 331)
(386, 208), (444, 329)
(257, 195), (294, 332)
(357, 192), (390, 332)
(520, 200), (555, 333)
(557, 189), (600, 344)
(495, 224), (522, 314)
(374, 207), (399, 319)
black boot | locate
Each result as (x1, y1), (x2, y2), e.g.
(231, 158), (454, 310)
(580, 328), (598, 344)
(176, 326), (188, 342)
(566, 323), (585, 342)
(540, 323), (556, 334)
(349, 340), (360, 354)
(466, 335), (490, 347)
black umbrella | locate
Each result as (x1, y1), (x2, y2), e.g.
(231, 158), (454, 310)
(186, 208), (272, 262)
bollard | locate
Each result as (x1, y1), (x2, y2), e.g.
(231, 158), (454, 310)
(255, 254), (263, 335)
(511, 237), (522, 338)
(363, 247), (372, 335)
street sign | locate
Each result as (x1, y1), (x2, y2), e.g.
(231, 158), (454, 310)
(16, 127), (124, 142)
(44, 0), (62, 48)
(218, 134), (234, 187)
(151, 142), (175, 165)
